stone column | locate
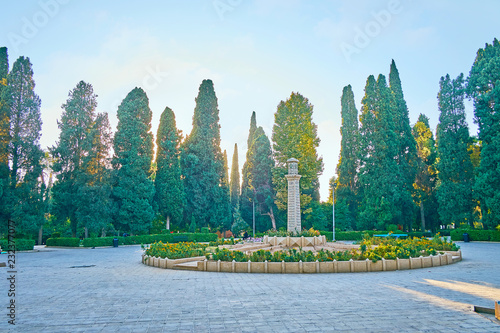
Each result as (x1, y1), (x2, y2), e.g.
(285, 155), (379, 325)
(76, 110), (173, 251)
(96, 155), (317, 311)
(286, 158), (301, 234)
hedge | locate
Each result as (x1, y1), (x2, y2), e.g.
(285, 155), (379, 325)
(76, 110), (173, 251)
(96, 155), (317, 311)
(320, 230), (435, 241)
(0, 239), (36, 251)
(81, 233), (218, 247)
(46, 237), (81, 247)
(451, 229), (500, 242)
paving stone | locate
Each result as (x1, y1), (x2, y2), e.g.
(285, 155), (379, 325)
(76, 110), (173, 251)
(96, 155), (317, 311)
(1, 242), (500, 332)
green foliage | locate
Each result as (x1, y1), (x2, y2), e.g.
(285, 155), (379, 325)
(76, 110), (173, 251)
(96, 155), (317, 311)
(51, 81), (113, 237)
(181, 80), (228, 229)
(466, 38), (500, 229)
(436, 74), (474, 226)
(272, 92), (324, 221)
(450, 229), (500, 242)
(358, 74), (400, 230)
(229, 143), (240, 214)
(46, 237), (81, 247)
(189, 216), (196, 233)
(240, 113), (278, 231)
(154, 106), (184, 230)
(389, 60), (418, 230)
(5, 56), (45, 235)
(0, 238), (35, 251)
(231, 207), (248, 236)
(201, 227), (210, 234)
(82, 233), (218, 247)
(0, 47), (9, 229)
(335, 85), (359, 231)
(412, 114), (439, 232)
(112, 87), (155, 234)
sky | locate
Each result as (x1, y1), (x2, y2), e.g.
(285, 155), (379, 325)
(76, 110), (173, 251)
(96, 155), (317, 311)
(1, 0), (499, 201)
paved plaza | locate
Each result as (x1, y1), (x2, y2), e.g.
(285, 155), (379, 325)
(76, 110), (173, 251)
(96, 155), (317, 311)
(1, 241), (499, 332)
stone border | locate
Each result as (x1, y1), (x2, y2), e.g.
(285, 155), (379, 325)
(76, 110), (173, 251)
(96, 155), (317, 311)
(142, 251), (462, 273)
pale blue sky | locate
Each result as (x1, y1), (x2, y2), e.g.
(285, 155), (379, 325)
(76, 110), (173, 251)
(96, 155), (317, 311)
(1, 0), (498, 201)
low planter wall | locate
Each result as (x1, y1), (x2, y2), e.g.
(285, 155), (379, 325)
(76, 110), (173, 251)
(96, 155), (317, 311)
(142, 251), (461, 274)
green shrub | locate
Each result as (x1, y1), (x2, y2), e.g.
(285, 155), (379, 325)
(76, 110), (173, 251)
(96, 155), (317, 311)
(82, 237), (115, 247)
(86, 233), (219, 246)
(451, 229), (500, 241)
(46, 237), (81, 247)
(201, 227), (210, 234)
(51, 232), (61, 238)
(0, 239), (36, 251)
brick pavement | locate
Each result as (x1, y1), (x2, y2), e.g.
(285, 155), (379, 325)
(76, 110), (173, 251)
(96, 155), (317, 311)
(1, 242), (499, 332)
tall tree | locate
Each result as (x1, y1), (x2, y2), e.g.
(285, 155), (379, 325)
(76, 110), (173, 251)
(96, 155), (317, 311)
(229, 143), (240, 214)
(412, 114), (439, 231)
(335, 85), (359, 230)
(213, 150), (231, 232)
(154, 106), (184, 230)
(181, 79), (226, 229)
(466, 38), (500, 228)
(389, 60), (418, 230)
(357, 74), (399, 230)
(272, 92), (324, 223)
(247, 128), (277, 230)
(51, 81), (97, 236)
(436, 74), (474, 227)
(0, 47), (10, 229)
(75, 112), (114, 237)
(6, 56), (45, 235)
(112, 87), (155, 234)
(240, 111), (257, 212)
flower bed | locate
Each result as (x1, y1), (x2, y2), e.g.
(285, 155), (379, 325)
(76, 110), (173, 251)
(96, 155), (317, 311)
(143, 241), (207, 260)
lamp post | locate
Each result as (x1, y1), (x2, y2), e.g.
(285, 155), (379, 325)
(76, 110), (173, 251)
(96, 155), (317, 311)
(332, 187), (335, 242)
(252, 200), (255, 238)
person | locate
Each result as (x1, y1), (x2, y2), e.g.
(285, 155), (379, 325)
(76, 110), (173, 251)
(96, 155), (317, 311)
(243, 231), (248, 240)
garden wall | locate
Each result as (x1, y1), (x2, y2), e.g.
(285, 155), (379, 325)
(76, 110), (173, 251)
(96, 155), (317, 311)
(142, 251), (462, 274)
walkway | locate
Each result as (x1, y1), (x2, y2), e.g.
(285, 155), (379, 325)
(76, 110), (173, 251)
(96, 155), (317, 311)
(1, 242), (499, 332)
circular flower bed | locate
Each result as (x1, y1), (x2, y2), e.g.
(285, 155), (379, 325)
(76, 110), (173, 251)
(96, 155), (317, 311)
(144, 235), (459, 263)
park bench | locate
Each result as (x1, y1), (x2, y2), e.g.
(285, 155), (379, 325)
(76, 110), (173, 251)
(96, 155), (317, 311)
(173, 235), (189, 243)
(374, 233), (408, 239)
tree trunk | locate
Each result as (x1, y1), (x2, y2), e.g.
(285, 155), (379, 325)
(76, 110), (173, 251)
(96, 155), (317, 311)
(420, 201), (426, 231)
(101, 227), (106, 237)
(38, 225), (43, 245)
(264, 207), (277, 230)
(84, 227), (88, 239)
(166, 215), (170, 230)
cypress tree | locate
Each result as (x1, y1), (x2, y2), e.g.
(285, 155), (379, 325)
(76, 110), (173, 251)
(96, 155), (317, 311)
(154, 106), (184, 230)
(335, 85), (359, 230)
(181, 79), (226, 229)
(248, 128), (277, 230)
(389, 60), (418, 230)
(272, 92), (324, 223)
(466, 38), (500, 228)
(6, 56), (45, 235)
(214, 150), (231, 232)
(0, 47), (10, 228)
(436, 74), (474, 227)
(240, 111), (257, 212)
(412, 114), (439, 231)
(358, 74), (399, 230)
(76, 112), (114, 237)
(51, 81), (97, 236)
(230, 143), (240, 214)
(112, 87), (155, 234)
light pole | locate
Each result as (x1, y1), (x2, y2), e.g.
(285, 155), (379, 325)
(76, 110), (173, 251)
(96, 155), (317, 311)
(252, 200), (255, 238)
(332, 187), (335, 242)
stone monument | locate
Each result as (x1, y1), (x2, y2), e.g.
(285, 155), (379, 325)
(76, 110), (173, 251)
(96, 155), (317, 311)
(286, 158), (301, 234)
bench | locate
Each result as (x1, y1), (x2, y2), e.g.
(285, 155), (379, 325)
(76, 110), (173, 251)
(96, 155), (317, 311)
(374, 234), (408, 239)
(173, 235), (189, 243)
